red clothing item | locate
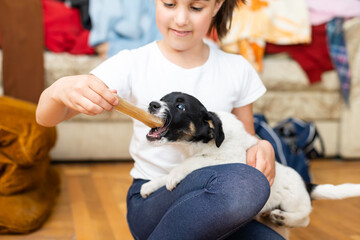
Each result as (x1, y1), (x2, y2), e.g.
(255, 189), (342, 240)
(266, 24), (334, 83)
(42, 0), (94, 54)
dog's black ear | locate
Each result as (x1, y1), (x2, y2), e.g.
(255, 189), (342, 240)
(206, 112), (225, 147)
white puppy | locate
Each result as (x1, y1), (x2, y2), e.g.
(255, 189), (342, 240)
(141, 92), (360, 237)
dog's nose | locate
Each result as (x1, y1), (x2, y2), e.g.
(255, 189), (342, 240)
(149, 101), (161, 113)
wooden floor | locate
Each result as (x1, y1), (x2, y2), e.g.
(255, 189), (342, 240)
(2, 159), (360, 240)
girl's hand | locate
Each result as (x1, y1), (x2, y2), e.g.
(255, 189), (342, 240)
(52, 74), (118, 116)
(36, 74), (119, 127)
(246, 140), (275, 186)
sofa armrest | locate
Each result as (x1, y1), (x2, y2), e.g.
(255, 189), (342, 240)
(339, 18), (360, 158)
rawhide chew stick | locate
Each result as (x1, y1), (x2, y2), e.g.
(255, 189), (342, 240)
(114, 95), (165, 128)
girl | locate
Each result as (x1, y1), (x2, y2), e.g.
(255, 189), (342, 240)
(37, 0), (283, 239)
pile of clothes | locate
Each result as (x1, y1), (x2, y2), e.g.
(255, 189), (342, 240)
(218, 0), (360, 104)
(40, 0), (162, 57)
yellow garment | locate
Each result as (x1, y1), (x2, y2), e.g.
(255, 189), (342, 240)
(220, 0), (311, 71)
(0, 96), (59, 234)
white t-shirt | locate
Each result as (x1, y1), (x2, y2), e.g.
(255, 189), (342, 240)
(91, 41), (266, 180)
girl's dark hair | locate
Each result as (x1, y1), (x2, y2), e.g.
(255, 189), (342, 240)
(209, 0), (245, 40)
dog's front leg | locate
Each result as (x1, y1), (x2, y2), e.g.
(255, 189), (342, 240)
(166, 157), (213, 191)
(140, 175), (167, 198)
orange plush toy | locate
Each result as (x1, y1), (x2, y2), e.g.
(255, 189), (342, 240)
(0, 96), (59, 233)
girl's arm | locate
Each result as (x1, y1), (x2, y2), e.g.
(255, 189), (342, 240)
(36, 74), (119, 127)
(232, 104), (275, 186)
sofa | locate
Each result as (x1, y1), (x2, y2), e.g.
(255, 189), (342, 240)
(0, 19), (359, 161)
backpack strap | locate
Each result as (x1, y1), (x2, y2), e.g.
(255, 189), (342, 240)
(304, 127), (325, 159)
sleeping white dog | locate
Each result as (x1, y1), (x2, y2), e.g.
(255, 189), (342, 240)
(140, 92), (360, 237)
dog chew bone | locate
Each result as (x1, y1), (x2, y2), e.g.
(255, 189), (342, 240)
(114, 95), (164, 128)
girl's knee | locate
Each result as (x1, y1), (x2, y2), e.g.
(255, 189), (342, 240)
(206, 164), (270, 218)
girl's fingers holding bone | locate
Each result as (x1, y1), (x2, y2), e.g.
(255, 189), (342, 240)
(88, 75), (119, 106)
(72, 95), (105, 115)
(84, 98), (105, 115)
(82, 88), (114, 112)
(74, 103), (96, 116)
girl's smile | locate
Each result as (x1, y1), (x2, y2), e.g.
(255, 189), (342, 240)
(171, 28), (192, 37)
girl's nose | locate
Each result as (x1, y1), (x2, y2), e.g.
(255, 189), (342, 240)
(174, 8), (189, 26)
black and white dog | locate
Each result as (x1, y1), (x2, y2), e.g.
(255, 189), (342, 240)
(140, 92), (360, 236)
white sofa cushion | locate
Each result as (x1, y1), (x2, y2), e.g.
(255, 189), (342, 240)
(260, 54), (339, 92)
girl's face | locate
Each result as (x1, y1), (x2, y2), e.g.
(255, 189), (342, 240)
(155, 0), (224, 52)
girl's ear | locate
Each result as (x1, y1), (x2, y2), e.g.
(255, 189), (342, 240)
(213, 0), (225, 17)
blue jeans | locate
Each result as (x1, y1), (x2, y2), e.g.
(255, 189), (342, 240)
(127, 163), (285, 240)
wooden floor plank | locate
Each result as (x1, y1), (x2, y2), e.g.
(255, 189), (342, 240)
(92, 173), (133, 240)
(67, 175), (96, 240)
(1, 159), (359, 240)
(78, 175), (116, 240)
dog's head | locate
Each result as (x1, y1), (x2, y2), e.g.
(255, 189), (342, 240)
(146, 92), (224, 147)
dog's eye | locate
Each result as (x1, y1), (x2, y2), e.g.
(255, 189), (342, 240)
(176, 103), (185, 111)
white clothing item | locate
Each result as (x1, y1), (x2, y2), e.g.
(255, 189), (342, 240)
(91, 41), (266, 180)
(306, 0), (360, 26)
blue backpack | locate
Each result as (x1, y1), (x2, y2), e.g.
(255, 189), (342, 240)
(254, 114), (325, 182)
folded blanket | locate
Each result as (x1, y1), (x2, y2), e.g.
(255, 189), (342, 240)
(0, 96), (59, 233)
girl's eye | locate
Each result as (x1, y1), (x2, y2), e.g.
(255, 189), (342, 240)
(191, 6), (203, 11)
(164, 2), (175, 8)
(176, 104), (185, 111)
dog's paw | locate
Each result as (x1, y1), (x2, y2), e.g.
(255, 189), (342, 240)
(140, 181), (158, 198)
(140, 177), (167, 198)
(166, 170), (186, 191)
(269, 209), (287, 226)
(166, 178), (179, 191)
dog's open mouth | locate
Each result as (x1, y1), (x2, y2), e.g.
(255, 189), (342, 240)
(146, 116), (170, 141)
(147, 126), (168, 141)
